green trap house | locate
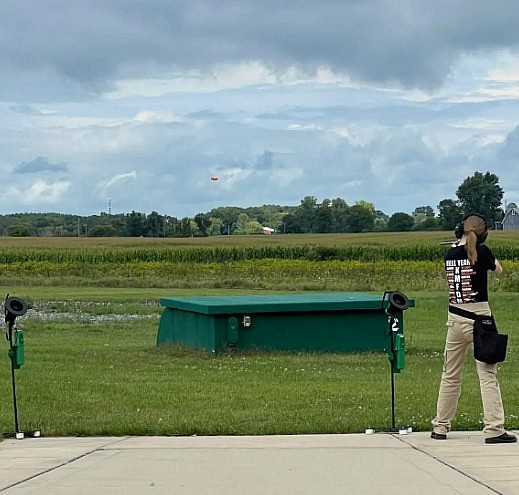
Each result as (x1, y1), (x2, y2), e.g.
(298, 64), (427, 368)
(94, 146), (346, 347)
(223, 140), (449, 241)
(156, 292), (414, 361)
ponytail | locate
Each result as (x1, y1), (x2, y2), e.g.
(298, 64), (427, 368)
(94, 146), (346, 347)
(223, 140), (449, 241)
(464, 231), (478, 265)
(461, 214), (487, 265)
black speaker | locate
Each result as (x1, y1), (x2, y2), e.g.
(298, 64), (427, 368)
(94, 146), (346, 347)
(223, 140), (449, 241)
(385, 291), (409, 316)
(4, 296), (28, 324)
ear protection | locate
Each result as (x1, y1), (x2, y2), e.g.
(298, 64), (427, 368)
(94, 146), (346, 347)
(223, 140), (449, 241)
(454, 214), (488, 244)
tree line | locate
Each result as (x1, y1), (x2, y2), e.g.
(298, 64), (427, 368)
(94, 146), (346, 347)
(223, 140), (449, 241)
(0, 171), (505, 237)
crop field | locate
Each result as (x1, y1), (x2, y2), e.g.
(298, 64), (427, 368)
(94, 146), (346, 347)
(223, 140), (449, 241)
(0, 231), (518, 437)
(1, 231), (519, 292)
(1, 229), (519, 248)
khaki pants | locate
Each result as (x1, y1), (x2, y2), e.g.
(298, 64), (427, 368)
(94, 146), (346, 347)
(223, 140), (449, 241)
(431, 302), (505, 438)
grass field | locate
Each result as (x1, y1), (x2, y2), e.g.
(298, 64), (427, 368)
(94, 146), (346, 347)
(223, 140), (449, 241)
(0, 232), (517, 437)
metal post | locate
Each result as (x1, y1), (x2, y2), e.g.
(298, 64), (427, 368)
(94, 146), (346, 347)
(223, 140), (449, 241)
(3, 295), (40, 439)
(389, 315), (396, 431)
(10, 354), (20, 434)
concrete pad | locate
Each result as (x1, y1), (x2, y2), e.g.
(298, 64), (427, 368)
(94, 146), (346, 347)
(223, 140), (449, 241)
(400, 429), (519, 495)
(0, 433), (516, 494)
(0, 437), (126, 491)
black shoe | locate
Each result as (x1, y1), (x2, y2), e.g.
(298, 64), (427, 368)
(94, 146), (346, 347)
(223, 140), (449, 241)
(431, 431), (447, 440)
(485, 432), (517, 444)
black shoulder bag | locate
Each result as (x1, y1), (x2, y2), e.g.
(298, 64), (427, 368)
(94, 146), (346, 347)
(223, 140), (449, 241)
(448, 305), (508, 364)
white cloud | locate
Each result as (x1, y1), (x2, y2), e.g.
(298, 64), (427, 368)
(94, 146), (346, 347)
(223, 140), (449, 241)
(134, 111), (183, 123)
(327, 126), (382, 147)
(105, 62), (357, 99)
(483, 50), (519, 83)
(106, 62), (275, 98)
(450, 118), (507, 130)
(287, 123), (322, 131)
(4, 180), (71, 205)
(449, 87), (519, 103)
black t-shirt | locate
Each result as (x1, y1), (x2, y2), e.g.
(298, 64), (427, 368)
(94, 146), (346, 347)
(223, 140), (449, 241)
(445, 244), (497, 303)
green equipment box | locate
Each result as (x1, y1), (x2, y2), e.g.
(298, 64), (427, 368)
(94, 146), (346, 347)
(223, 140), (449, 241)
(156, 292), (414, 355)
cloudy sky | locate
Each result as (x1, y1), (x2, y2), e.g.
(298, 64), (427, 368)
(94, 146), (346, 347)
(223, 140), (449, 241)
(2, 1), (519, 218)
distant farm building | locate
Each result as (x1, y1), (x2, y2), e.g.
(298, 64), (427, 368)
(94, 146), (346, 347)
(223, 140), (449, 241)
(502, 203), (519, 231)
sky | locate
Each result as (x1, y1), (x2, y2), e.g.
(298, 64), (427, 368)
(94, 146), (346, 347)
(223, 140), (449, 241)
(2, 1), (519, 219)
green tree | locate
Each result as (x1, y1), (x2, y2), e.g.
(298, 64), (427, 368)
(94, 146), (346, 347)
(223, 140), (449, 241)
(209, 206), (241, 235)
(295, 196), (318, 233)
(347, 204), (375, 233)
(437, 199), (462, 230)
(164, 216), (180, 237)
(6, 224), (31, 236)
(413, 206), (435, 217)
(208, 217), (223, 236)
(387, 212), (414, 231)
(244, 220), (264, 234)
(316, 199), (332, 233)
(234, 212), (263, 234)
(374, 210), (389, 231)
(259, 204), (279, 227)
(413, 205), (439, 230)
(108, 215), (126, 236)
(355, 200), (376, 216)
(89, 225), (117, 237)
(125, 211), (146, 236)
(271, 212), (288, 234)
(456, 171), (504, 226)
(413, 217), (441, 231)
(179, 217), (193, 237)
(146, 211), (165, 237)
(330, 198), (349, 232)
(194, 213), (211, 236)
(282, 213), (301, 233)
(234, 213), (251, 234)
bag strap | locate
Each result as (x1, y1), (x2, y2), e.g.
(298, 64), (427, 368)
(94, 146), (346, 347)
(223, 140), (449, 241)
(448, 305), (478, 320)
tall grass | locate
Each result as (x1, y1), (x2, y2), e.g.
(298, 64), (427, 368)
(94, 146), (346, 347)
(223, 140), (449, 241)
(1, 242), (519, 263)
(1, 259), (519, 292)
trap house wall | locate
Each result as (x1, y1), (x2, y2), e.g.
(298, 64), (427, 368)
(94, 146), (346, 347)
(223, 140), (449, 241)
(156, 292), (415, 355)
